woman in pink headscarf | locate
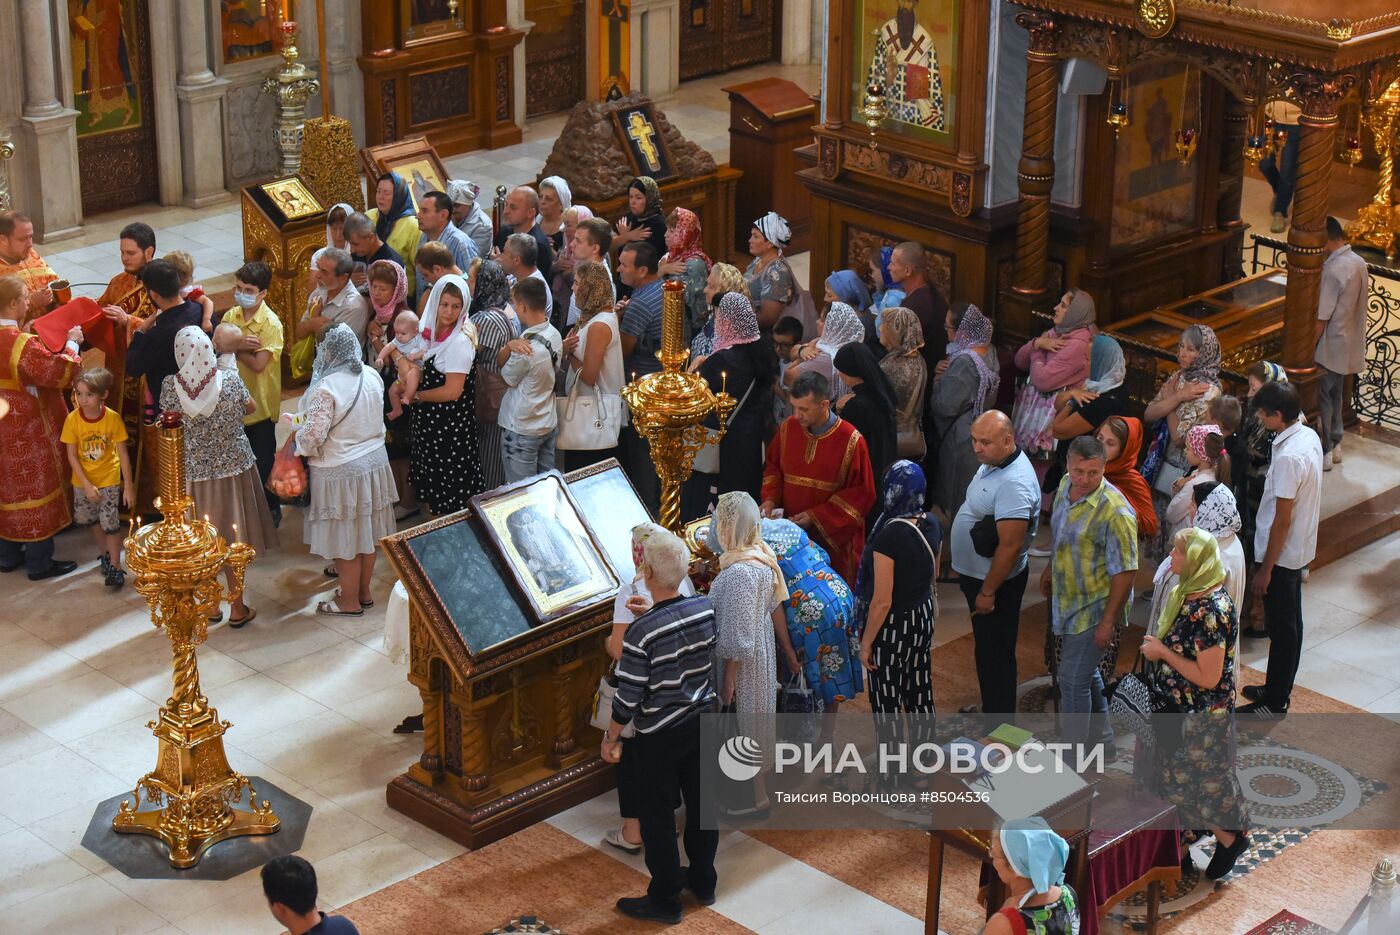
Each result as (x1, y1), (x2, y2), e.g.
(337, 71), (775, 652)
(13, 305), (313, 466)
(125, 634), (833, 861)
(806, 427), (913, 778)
(682, 292), (778, 518)
(659, 207), (713, 337)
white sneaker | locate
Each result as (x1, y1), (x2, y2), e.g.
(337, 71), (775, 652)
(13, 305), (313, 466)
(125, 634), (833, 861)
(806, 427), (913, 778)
(1270, 213), (1287, 234)
(1332, 444), (1342, 464)
(1323, 456), (1333, 472)
(603, 827), (642, 854)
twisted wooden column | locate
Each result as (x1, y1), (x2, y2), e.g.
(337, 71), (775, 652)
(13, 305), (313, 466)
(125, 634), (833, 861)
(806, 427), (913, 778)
(1218, 95), (1250, 230)
(1012, 13), (1060, 300)
(1282, 72), (1356, 373)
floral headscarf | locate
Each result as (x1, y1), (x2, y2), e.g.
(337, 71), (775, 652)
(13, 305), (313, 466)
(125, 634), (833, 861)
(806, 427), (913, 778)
(1186, 423), (1222, 463)
(369, 259), (407, 325)
(1154, 527), (1226, 639)
(1193, 482), (1242, 542)
(628, 176), (662, 219)
(947, 303), (999, 418)
(468, 259), (511, 315)
(172, 326), (223, 419)
(573, 260), (615, 321)
(816, 302), (865, 358)
(854, 460), (927, 598)
(714, 291), (760, 352)
(373, 172), (415, 242)
(663, 207), (712, 272)
(826, 270), (872, 312)
(880, 307), (923, 357)
(1179, 324), (1222, 385)
(713, 492), (788, 606)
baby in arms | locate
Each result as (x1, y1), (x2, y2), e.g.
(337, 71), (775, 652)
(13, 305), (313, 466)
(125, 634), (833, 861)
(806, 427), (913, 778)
(375, 309), (428, 419)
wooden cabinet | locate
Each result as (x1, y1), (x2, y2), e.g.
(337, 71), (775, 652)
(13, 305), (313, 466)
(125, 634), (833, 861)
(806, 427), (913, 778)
(680, 0), (776, 81)
(724, 78), (816, 256)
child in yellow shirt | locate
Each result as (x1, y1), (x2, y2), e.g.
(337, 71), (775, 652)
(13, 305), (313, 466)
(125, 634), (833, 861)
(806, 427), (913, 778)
(60, 368), (134, 589)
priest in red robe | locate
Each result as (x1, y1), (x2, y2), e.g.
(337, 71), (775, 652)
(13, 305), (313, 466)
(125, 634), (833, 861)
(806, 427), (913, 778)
(0, 277), (83, 579)
(760, 371), (877, 583)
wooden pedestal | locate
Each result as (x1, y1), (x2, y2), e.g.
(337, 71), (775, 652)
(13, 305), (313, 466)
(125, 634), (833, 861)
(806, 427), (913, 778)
(724, 78), (816, 256)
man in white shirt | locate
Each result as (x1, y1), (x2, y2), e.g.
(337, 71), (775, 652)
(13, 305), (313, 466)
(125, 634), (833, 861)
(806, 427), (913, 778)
(1241, 381), (1322, 715)
(299, 248), (369, 346)
(498, 277), (562, 483)
(416, 190), (477, 271)
(500, 232), (553, 322)
(1314, 216), (1369, 470)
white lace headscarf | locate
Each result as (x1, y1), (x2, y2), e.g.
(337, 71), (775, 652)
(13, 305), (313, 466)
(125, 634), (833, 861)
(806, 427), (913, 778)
(713, 491), (788, 606)
(172, 326), (223, 419)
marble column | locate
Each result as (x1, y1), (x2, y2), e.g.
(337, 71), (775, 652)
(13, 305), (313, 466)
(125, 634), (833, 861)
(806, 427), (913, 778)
(1281, 71), (1355, 377)
(176, 0), (231, 206)
(1005, 12), (1059, 339)
(323, 0), (365, 146)
(780, 0), (812, 65)
(507, 0), (532, 131)
(631, 0), (679, 100)
(18, 0), (82, 240)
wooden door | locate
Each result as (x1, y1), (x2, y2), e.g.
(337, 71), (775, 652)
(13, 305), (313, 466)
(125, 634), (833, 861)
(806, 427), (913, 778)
(525, 0), (586, 116)
(69, 0), (159, 215)
(680, 0), (775, 81)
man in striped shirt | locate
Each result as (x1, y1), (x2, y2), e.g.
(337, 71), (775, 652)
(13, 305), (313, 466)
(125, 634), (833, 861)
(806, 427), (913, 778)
(1040, 435), (1139, 754)
(602, 526), (719, 924)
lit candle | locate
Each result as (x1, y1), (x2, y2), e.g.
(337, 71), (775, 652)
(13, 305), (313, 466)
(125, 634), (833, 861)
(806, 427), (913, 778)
(232, 523), (240, 544)
(721, 370), (727, 395)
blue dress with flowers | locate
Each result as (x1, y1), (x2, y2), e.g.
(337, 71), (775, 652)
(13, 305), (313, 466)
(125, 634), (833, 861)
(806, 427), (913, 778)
(763, 518), (864, 706)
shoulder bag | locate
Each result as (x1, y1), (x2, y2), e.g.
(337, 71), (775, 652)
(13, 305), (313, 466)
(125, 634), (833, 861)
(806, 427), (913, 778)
(556, 371), (623, 450)
(1106, 653), (1182, 754)
(892, 515), (939, 617)
(692, 377), (754, 474)
(590, 663), (636, 738)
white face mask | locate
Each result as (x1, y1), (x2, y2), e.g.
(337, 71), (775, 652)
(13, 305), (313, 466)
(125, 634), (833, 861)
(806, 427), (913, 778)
(233, 291), (259, 310)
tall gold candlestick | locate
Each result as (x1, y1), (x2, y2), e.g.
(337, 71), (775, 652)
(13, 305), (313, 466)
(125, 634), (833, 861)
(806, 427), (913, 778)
(112, 411), (277, 868)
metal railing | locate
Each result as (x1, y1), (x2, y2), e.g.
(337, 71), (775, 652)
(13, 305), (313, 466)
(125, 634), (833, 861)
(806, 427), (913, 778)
(1249, 234), (1400, 431)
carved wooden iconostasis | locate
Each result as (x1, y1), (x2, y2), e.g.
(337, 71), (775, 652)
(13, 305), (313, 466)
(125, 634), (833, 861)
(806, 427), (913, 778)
(382, 462), (652, 848)
(358, 0), (525, 156)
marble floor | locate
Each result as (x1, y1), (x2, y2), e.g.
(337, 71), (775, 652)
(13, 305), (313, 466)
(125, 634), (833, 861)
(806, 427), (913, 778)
(7, 59), (1400, 935)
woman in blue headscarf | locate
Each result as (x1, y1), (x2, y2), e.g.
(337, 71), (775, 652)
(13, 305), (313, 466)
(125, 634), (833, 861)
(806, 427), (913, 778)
(854, 461), (941, 717)
(867, 246), (906, 320)
(367, 172), (421, 299)
(987, 818), (1080, 934)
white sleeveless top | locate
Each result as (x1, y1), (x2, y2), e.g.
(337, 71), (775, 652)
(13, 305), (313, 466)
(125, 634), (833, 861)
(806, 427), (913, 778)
(574, 310), (625, 397)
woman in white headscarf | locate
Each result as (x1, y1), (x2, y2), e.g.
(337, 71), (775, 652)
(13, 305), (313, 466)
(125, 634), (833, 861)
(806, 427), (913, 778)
(446, 179), (493, 258)
(292, 323), (397, 616)
(710, 491), (786, 815)
(538, 175), (573, 256)
(784, 301), (865, 397)
(408, 273), (486, 515)
(744, 211), (799, 330)
(159, 326), (278, 627)
(325, 202), (353, 252)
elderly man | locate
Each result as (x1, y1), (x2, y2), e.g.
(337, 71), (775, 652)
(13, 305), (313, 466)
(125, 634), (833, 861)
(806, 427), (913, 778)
(951, 410), (1040, 714)
(0, 210), (58, 315)
(1040, 435), (1138, 754)
(602, 524), (718, 925)
(499, 232), (554, 321)
(761, 371), (877, 583)
(417, 190), (477, 271)
(446, 179), (493, 258)
(1314, 216), (1369, 470)
(298, 248), (369, 345)
(493, 186), (553, 281)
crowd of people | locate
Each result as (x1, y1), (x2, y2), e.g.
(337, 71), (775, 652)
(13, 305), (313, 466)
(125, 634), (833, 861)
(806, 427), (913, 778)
(0, 182), (1370, 928)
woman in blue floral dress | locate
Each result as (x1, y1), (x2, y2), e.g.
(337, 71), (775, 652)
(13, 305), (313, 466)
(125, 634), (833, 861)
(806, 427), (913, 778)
(762, 517), (863, 711)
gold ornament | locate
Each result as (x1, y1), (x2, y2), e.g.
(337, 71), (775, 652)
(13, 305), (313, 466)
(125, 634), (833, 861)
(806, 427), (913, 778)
(301, 116), (365, 212)
(260, 20), (321, 177)
(621, 282), (735, 532)
(112, 412), (277, 868)
(1346, 80), (1400, 258)
(861, 83), (888, 152)
(1134, 0), (1176, 38)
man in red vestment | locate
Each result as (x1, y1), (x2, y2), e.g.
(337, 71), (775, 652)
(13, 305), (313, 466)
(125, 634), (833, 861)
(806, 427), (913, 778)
(98, 222), (159, 509)
(760, 371), (877, 583)
(0, 211), (59, 316)
(0, 280), (83, 579)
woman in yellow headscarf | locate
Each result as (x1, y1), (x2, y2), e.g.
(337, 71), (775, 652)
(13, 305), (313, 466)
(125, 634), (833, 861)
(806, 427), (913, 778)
(1140, 526), (1247, 882)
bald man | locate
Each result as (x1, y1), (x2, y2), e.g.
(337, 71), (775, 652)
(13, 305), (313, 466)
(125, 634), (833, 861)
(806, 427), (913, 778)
(950, 410), (1041, 714)
(492, 185), (554, 282)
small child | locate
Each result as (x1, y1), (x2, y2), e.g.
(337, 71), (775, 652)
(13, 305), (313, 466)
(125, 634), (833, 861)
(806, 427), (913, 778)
(375, 309), (428, 419)
(164, 250), (216, 333)
(213, 322), (242, 371)
(60, 368), (134, 589)
(1208, 394), (1245, 491)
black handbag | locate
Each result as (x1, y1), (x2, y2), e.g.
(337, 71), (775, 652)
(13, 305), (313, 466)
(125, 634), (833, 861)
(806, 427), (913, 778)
(1106, 654), (1183, 754)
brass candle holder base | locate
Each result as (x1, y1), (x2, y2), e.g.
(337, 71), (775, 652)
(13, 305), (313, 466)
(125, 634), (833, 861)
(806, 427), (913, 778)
(112, 412), (277, 868)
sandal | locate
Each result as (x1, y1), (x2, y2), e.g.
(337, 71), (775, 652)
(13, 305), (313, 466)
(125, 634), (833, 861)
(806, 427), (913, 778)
(208, 610), (224, 623)
(317, 600), (363, 617)
(323, 564), (339, 578)
(228, 608), (257, 629)
(359, 598), (375, 608)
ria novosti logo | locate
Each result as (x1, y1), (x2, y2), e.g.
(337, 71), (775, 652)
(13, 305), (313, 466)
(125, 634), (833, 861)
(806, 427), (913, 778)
(717, 735), (764, 781)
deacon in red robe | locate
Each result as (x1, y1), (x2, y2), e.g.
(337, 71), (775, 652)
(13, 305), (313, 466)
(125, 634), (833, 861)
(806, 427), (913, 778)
(0, 211), (59, 317)
(0, 283), (82, 578)
(99, 222), (158, 439)
(760, 375), (877, 583)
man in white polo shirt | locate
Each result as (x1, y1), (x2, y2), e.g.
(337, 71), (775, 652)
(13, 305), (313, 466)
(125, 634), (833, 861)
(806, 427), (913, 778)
(1241, 380), (1322, 715)
(951, 410), (1041, 714)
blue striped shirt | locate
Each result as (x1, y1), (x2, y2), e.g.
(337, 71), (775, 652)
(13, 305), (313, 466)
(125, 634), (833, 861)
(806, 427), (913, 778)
(612, 594), (717, 734)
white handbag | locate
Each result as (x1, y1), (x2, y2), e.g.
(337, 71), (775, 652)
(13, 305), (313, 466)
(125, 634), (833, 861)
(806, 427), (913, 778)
(591, 667), (635, 738)
(693, 379), (754, 474)
(555, 374), (623, 451)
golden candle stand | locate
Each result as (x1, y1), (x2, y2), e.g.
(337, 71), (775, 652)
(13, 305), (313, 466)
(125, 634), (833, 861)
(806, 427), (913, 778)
(112, 411), (278, 868)
(621, 280), (736, 532)
(1347, 80), (1400, 259)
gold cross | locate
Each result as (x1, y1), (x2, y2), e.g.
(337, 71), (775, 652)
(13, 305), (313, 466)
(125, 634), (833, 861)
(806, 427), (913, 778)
(626, 112), (661, 171)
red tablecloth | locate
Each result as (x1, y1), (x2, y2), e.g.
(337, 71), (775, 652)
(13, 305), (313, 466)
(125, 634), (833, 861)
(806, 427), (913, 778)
(1079, 823), (1180, 935)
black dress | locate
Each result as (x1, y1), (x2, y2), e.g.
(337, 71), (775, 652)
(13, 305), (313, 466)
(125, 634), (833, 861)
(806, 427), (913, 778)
(839, 384), (896, 516)
(408, 357), (485, 515)
(680, 348), (773, 519)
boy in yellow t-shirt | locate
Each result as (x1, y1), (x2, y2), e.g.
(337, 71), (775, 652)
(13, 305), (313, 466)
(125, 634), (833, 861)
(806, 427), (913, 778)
(60, 368), (134, 589)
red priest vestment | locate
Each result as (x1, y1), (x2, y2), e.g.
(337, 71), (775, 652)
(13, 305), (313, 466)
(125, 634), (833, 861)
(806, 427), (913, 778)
(0, 325), (80, 541)
(0, 248), (58, 305)
(761, 416), (877, 583)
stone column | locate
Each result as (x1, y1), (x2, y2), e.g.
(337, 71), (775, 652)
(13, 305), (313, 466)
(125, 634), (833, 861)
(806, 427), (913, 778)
(1005, 12), (1059, 339)
(1281, 71), (1355, 376)
(323, 0), (365, 146)
(18, 0), (82, 240)
(781, 0), (812, 64)
(176, 1), (231, 206)
(631, 0), (679, 100)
